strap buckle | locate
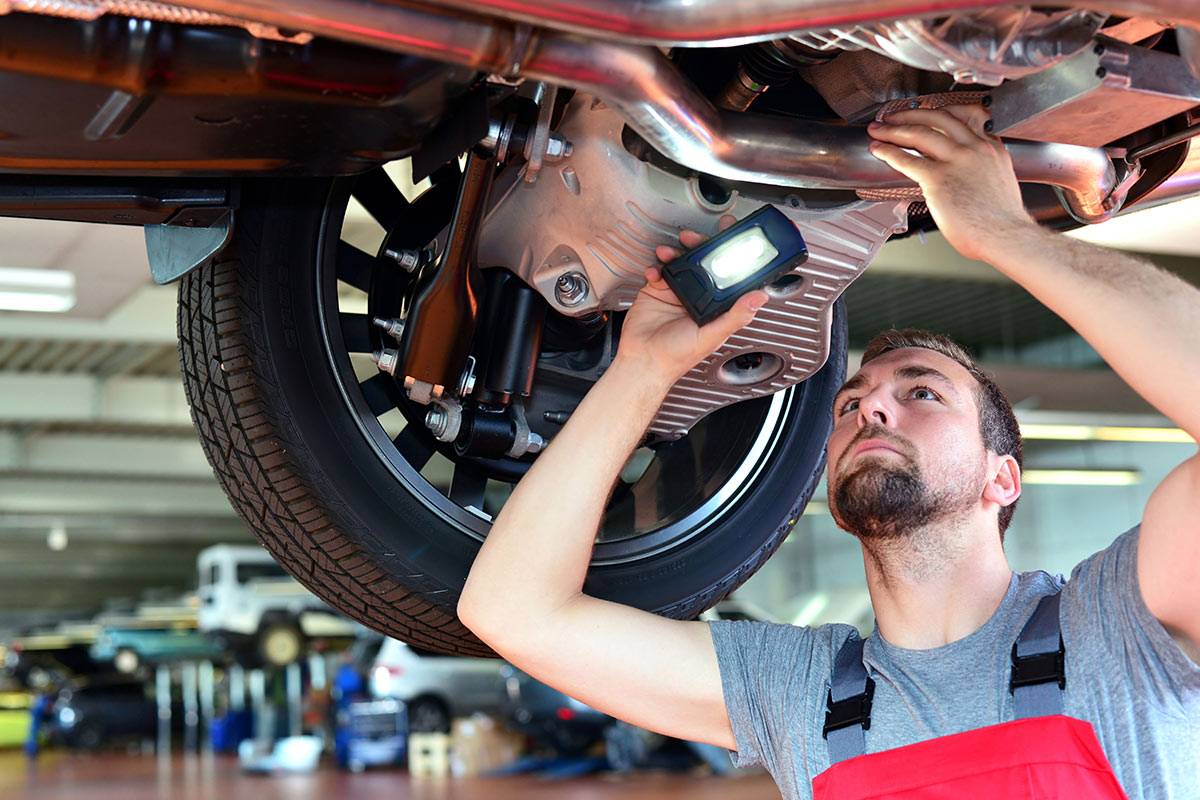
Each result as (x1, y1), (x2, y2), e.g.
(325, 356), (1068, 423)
(1009, 635), (1066, 693)
(822, 676), (875, 738)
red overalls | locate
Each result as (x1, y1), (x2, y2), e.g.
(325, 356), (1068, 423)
(812, 592), (1129, 799)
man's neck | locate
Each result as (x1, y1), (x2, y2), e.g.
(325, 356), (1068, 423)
(861, 520), (1013, 650)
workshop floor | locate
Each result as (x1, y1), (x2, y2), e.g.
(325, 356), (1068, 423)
(0, 751), (783, 799)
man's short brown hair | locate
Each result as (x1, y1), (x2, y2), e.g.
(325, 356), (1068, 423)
(860, 329), (1023, 539)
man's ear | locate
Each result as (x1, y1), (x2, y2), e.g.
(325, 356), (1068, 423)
(983, 454), (1021, 509)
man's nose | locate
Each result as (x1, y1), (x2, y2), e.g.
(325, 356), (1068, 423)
(856, 390), (892, 429)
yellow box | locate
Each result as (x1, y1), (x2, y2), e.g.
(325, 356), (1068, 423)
(408, 732), (451, 778)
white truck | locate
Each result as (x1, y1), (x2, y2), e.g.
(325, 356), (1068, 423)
(196, 544), (359, 667)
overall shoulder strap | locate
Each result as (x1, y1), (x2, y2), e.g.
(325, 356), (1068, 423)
(1010, 590), (1066, 719)
(824, 632), (873, 764)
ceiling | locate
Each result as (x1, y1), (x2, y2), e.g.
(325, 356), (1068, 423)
(0, 177), (1196, 632)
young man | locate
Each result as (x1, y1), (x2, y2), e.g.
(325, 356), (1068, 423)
(458, 105), (1200, 798)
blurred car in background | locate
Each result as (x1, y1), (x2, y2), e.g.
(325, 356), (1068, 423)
(47, 677), (179, 750)
(369, 638), (503, 732)
(89, 626), (224, 675)
(4, 623), (104, 690)
(499, 663), (611, 755)
(90, 596), (224, 674)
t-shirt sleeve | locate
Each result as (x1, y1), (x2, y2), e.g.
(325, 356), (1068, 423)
(706, 619), (823, 771)
(1062, 525), (1200, 715)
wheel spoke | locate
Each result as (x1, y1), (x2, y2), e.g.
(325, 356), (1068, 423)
(340, 312), (373, 354)
(352, 167), (409, 231)
(448, 463), (488, 510)
(359, 372), (398, 417)
(336, 241), (375, 292)
(392, 425), (435, 472)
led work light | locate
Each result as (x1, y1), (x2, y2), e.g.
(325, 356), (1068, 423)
(660, 205), (808, 326)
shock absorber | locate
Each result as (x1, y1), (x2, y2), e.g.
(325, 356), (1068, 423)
(452, 269), (548, 459)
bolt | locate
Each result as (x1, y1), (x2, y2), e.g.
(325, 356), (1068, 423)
(981, 95), (992, 108)
(373, 316), (405, 339)
(543, 410), (571, 425)
(425, 406), (448, 439)
(1093, 43), (1105, 56)
(1095, 66), (1107, 79)
(555, 272), (589, 307)
(983, 120), (994, 133)
(371, 347), (400, 376)
(908, 100), (921, 110)
(544, 133), (573, 161)
(526, 432), (545, 454)
(383, 248), (425, 273)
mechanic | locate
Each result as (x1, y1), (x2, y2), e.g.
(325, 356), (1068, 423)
(458, 105), (1200, 799)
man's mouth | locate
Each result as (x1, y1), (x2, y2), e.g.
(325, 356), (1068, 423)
(850, 439), (902, 460)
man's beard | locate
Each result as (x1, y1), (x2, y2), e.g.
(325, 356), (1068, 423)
(831, 457), (941, 541)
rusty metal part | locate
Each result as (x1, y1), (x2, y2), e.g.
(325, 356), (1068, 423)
(399, 152), (493, 400)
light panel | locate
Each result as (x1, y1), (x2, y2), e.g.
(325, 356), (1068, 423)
(0, 267), (76, 313)
(1020, 423), (1194, 444)
(1022, 469), (1141, 486)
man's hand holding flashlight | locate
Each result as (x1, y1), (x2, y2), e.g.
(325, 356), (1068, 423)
(615, 215), (769, 389)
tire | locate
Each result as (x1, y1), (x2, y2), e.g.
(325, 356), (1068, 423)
(407, 696), (451, 734)
(178, 171), (846, 656)
(256, 621), (305, 667)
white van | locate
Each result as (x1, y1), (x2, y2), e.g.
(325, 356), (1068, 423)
(196, 544), (358, 667)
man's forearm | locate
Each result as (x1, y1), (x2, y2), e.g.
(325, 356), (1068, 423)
(978, 222), (1200, 440)
(458, 354), (672, 642)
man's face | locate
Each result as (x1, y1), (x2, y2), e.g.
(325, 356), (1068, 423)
(826, 348), (989, 540)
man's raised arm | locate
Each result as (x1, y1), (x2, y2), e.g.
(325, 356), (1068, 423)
(868, 105), (1200, 654)
(457, 230), (769, 748)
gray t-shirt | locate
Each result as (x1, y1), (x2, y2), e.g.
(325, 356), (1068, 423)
(709, 527), (1200, 800)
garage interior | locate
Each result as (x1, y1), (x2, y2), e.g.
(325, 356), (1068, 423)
(0, 165), (1195, 798)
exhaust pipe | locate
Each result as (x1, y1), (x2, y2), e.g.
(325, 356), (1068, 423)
(66, 0), (1127, 220)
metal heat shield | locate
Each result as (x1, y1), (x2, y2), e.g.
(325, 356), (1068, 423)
(989, 36), (1200, 148)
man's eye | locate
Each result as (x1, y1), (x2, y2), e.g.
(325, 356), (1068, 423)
(839, 398), (859, 414)
(910, 386), (939, 401)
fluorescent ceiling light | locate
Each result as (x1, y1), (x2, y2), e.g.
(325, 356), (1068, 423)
(0, 267), (76, 313)
(1020, 423), (1194, 444)
(1022, 469), (1141, 486)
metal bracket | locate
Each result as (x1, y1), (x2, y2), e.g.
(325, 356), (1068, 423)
(524, 83), (559, 183)
(144, 210), (233, 285)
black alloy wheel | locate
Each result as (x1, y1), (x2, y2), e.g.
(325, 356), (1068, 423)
(177, 160), (846, 656)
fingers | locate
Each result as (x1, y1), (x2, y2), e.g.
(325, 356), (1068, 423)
(701, 289), (769, 341)
(655, 244), (680, 263)
(868, 117), (959, 162)
(875, 107), (981, 149)
(940, 103), (994, 140)
(867, 141), (930, 182)
(717, 213), (737, 232)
